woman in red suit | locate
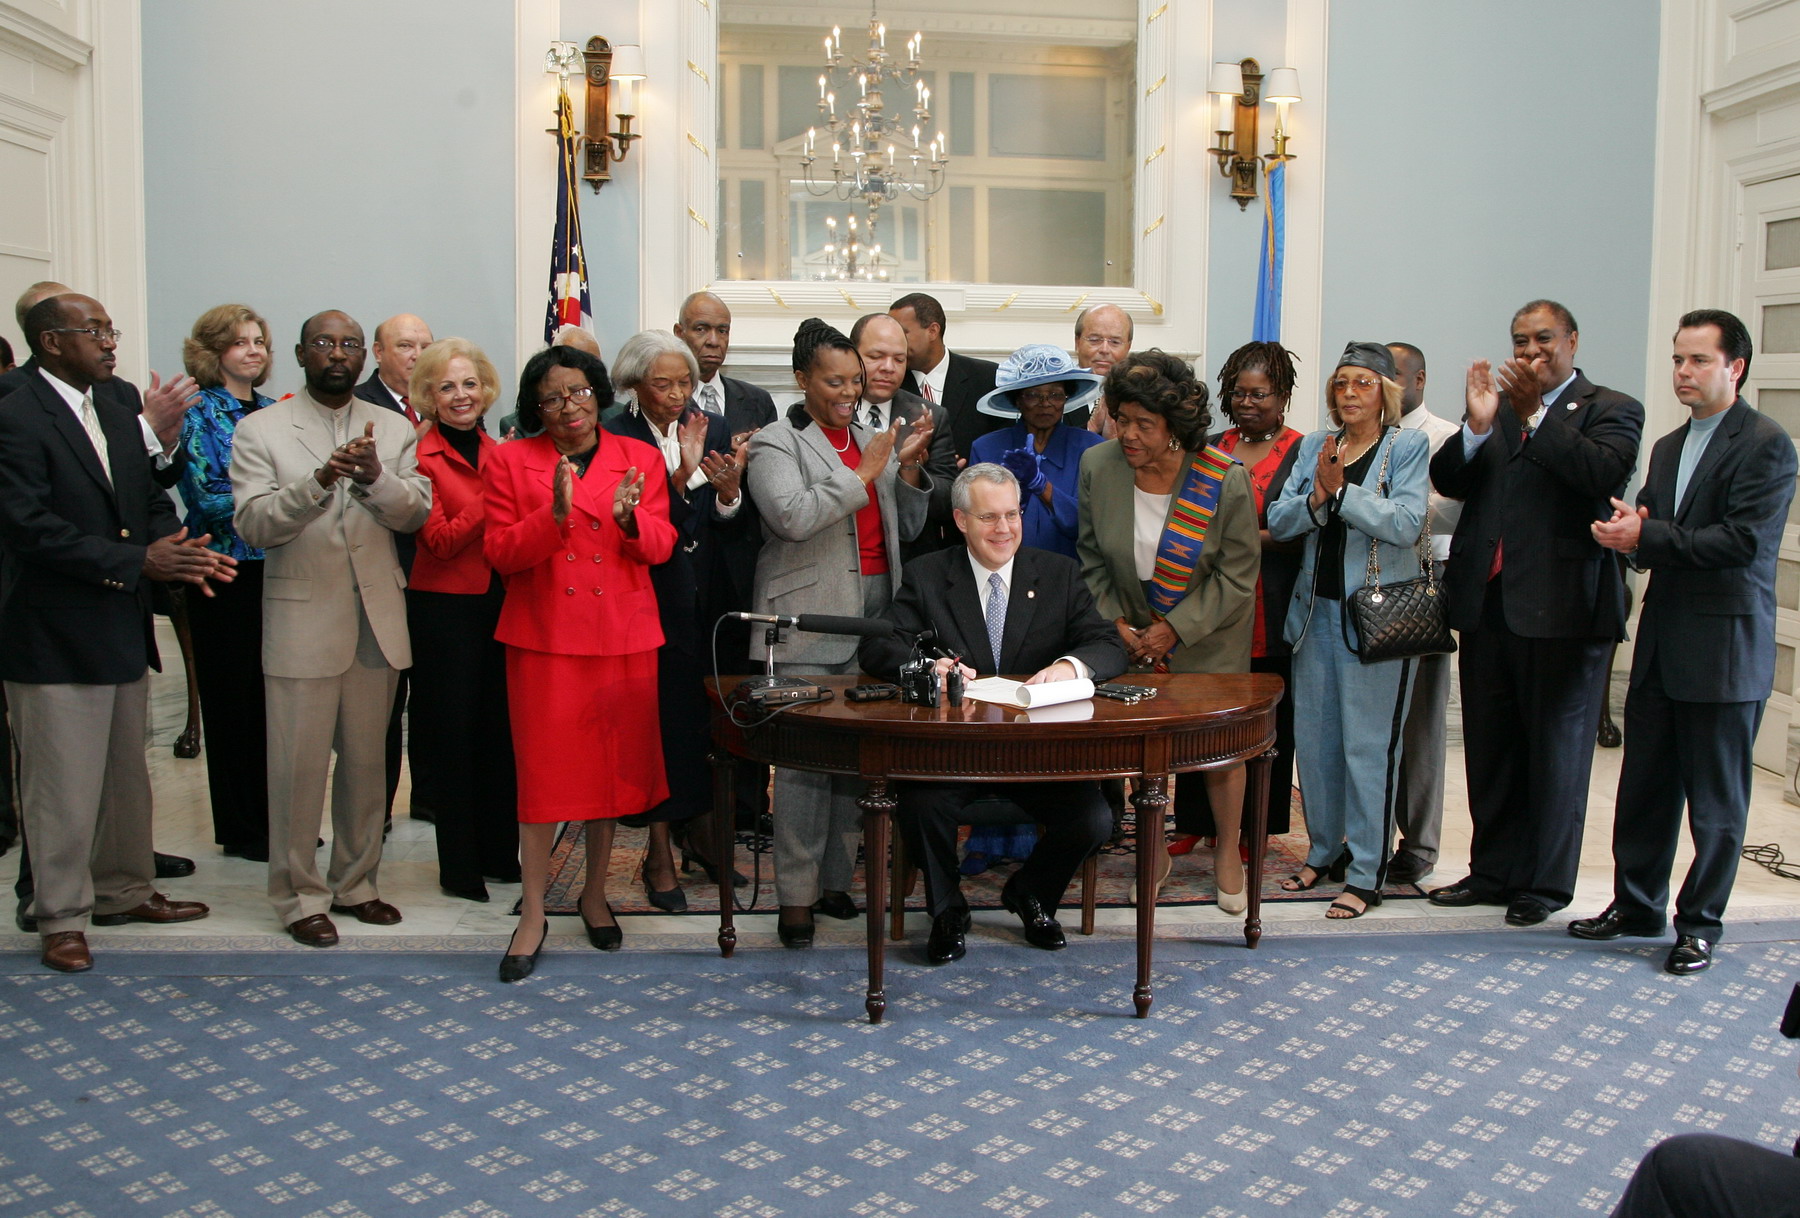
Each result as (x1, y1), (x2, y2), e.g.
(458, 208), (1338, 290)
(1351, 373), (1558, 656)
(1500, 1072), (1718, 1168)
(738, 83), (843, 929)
(483, 346), (677, 982)
(406, 338), (519, 904)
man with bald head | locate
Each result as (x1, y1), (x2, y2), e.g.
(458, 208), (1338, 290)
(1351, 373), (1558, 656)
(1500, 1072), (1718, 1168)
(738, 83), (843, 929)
(1075, 303), (1132, 437)
(0, 292), (231, 970)
(675, 291), (776, 438)
(354, 313), (432, 425)
(232, 310), (430, 946)
(853, 311), (956, 555)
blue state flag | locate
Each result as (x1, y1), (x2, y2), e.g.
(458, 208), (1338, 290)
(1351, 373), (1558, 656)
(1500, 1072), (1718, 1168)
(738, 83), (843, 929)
(1252, 158), (1286, 343)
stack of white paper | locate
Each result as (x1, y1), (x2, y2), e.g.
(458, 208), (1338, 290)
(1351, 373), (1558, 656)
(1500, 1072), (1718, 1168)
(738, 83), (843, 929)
(963, 676), (1095, 710)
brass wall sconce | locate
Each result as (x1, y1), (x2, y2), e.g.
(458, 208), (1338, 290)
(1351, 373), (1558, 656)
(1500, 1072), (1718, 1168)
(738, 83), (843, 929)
(1207, 58), (1301, 210)
(546, 38), (646, 192)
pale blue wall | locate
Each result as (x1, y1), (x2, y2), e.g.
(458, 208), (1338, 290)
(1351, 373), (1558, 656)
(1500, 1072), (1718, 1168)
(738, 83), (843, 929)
(1317, 0), (1660, 427)
(142, 0), (517, 395)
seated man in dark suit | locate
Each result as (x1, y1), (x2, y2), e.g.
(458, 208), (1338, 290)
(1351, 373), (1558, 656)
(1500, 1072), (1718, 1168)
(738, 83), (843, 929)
(859, 463), (1128, 964)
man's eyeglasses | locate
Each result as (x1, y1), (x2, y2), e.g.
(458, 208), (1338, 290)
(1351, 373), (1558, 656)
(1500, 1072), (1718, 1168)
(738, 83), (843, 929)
(49, 326), (122, 344)
(971, 509), (1023, 525)
(307, 337), (365, 353)
(1329, 376), (1380, 393)
(537, 385), (596, 415)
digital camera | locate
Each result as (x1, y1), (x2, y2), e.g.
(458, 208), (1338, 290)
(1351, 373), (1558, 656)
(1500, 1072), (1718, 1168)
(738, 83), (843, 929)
(898, 656), (963, 708)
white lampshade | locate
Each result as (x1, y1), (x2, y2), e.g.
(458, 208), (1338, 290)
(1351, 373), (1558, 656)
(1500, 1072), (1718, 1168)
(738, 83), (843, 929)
(1207, 62), (1243, 96)
(610, 43), (646, 81)
(1264, 67), (1302, 104)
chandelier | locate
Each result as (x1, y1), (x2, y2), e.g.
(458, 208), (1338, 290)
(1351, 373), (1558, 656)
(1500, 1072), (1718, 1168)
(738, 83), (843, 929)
(799, 5), (948, 229)
(810, 214), (895, 282)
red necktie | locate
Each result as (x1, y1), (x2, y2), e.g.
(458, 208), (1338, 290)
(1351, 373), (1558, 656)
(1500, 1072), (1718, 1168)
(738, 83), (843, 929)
(1487, 424), (1529, 581)
(400, 393), (419, 425)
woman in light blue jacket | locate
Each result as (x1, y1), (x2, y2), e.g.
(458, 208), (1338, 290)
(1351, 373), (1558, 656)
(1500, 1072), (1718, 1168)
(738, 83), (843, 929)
(1267, 343), (1430, 918)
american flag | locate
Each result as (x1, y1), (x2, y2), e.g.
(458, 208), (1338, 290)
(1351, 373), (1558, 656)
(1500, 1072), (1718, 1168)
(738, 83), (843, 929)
(545, 86), (594, 343)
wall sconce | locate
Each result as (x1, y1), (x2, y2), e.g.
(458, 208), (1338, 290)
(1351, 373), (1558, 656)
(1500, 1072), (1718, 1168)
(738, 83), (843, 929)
(1207, 58), (1301, 210)
(546, 37), (646, 192)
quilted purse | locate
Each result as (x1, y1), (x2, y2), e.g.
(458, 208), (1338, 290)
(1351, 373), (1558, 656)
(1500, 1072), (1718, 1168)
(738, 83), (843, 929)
(1343, 433), (1456, 665)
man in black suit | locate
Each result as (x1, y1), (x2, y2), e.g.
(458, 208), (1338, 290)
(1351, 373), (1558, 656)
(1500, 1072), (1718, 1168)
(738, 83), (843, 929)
(1571, 310), (1796, 976)
(352, 313), (432, 822)
(676, 291), (778, 439)
(0, 294), (231, 971)
(889, 292), (1003, 461)
(852, 312), (957, 558)
(859, 463), (1128, 964)
(1428, 300), (1643, 927)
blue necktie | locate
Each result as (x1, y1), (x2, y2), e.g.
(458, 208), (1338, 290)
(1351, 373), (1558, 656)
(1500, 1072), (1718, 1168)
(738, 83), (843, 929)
(986, 572), (1006, 672)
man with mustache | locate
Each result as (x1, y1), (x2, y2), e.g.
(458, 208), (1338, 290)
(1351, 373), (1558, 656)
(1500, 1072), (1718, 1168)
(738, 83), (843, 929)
(231, 311), (431, 947)
(1427, 300), (1643, 927)
(0, 293), (230, 971)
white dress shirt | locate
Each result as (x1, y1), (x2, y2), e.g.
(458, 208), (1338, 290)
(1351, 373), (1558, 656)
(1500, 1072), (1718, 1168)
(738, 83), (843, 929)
(967, 549), (1089, 679)
(41, 369), (171, 472)
(917, 351), (950, 403)
(1400, 403), (1463, 562)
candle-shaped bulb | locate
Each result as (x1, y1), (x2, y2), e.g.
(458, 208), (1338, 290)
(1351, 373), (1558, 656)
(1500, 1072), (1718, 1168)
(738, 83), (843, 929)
(878, 23), (886, 48)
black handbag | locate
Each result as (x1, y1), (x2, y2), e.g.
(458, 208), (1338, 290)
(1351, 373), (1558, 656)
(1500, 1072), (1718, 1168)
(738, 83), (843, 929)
(1344, 433), (1456, 665)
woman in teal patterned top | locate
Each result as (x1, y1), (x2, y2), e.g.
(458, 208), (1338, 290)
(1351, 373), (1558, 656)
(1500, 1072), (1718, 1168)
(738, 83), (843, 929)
(178, 304), (276, 862)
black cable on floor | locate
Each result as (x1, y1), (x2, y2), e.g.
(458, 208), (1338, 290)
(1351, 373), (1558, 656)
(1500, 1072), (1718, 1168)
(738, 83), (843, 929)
(1741, 842), (1800, 881)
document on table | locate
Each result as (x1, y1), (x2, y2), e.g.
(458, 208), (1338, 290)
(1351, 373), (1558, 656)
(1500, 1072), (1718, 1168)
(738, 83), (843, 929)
(963, 676), (1095, 710)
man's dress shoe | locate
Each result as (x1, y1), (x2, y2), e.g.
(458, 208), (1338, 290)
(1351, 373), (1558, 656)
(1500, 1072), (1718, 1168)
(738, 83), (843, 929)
(1665, 935), (1713, 976)
(1385, 850), (1434, 886)
(1567, 905), (1665, 941)
(329, 899), (402, 926)
(287, 914), (339, 947)
(813, 892), (858, 921)
(1427, 879), (1501, 907)
(91, 893), (209, 926)
(1504, 896), (1553, 926)
(41, 931), (91, 973)
(1000, 880), (1066, 951)
(153, 852), (195, 879)
(926, 909), (971, 965)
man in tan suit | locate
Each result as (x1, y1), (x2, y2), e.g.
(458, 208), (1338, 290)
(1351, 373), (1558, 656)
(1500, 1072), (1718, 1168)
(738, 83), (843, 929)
(231, 311), (430, 946)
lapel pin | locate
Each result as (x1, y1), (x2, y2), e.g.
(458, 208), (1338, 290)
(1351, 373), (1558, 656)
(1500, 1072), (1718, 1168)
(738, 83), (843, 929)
(1027, 590), (1035, 599)
(1566, 402), (1577, 410)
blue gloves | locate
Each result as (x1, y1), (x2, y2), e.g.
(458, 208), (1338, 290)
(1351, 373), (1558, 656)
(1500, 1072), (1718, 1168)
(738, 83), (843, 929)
(999, 445), (1047, 496)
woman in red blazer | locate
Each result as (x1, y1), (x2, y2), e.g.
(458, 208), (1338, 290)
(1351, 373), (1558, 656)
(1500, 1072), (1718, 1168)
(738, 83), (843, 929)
(484, 345), (677, 982)
(406, 338), (519, 906)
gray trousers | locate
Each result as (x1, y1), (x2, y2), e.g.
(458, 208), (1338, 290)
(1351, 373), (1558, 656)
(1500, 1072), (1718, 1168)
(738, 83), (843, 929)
(5, 676), (155, 933)
(771, 572), (890, 907)
(1394, 647), (1450, 863)
(265, 655), (399, 927)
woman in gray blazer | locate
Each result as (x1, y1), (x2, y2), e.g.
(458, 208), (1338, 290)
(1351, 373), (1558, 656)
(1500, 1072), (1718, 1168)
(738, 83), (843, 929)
(1077, 350), (1260, 914)
(746, 318), (934, 946)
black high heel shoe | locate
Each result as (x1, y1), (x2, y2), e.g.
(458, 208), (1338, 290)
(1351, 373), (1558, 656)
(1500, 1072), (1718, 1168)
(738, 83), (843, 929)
(1328, 848), (1352, 884)
(580, 899), (622, 951)
(1327, 884), (1382, 920)
(499, 920), (547, 983)
(681, 847), (749, 888)
(641, 861), (687, 913)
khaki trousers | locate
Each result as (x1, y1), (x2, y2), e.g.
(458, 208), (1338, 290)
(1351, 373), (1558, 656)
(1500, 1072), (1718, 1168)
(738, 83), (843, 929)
(264, 662), (398, 926)
(5, 676), (155, 933)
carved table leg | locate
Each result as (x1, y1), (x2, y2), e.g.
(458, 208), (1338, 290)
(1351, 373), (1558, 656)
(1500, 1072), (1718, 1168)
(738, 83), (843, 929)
(709, 746), (737, 958)
(859, 778), (895, 1024)
(1244, 749), (1275, 950)
(1131, 774), (1170, 1018)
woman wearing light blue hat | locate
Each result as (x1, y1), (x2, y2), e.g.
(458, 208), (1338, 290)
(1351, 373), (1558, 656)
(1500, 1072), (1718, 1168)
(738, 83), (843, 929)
(968, 344), (1106, 560)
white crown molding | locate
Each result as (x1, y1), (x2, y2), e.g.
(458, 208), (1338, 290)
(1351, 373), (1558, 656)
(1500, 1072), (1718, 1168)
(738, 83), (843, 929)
(0, 3), (92, 71)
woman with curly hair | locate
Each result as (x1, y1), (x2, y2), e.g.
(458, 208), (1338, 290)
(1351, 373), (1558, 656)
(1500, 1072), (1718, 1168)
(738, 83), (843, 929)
(178, 304), (277, 862)
(1076, 350), (1260, 912)
(746, 317), (936, 946)
(1170, 341), (1306, 855)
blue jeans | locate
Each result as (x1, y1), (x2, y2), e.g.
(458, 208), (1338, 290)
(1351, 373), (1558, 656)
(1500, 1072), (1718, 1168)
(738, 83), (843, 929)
(1289, 596), (1416, 892)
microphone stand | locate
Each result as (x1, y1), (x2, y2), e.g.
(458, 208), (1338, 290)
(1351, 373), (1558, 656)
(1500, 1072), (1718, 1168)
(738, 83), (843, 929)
(729, 620), (824, 708)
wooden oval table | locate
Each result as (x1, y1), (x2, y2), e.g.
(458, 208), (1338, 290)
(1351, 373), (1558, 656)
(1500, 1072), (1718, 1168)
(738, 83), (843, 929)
(705, 672), (1284, 1023)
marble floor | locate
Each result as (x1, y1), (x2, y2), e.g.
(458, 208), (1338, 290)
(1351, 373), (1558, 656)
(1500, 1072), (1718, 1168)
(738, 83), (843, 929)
(4, 621), (1799, 955)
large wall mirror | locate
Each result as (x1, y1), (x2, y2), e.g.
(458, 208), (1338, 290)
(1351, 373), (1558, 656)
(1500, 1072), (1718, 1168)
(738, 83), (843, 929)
(715, 0), (1137, 287)
(639, 0), (1213, 363)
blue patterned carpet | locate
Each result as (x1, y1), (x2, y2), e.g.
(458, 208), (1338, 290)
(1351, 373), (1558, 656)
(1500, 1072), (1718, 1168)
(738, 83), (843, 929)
(3, 923), (1798, 1218)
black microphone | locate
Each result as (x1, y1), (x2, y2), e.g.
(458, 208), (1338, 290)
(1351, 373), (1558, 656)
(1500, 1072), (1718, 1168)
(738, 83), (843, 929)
(724, 611), (889, 638)
(795, 613), (889, 638)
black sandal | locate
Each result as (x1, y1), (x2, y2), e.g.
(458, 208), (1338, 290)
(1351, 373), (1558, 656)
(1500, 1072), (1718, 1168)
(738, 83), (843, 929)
(1327, 885), (1382, 919)
(1281, 866), (1326, 892)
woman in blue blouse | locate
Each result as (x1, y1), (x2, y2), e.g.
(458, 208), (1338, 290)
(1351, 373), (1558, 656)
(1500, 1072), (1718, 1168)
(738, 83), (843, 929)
(179, 304), (277, 862)
(968, 345), (1106, 560)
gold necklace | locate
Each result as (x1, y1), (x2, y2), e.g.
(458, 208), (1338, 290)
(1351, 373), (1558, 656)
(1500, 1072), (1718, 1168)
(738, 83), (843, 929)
(1336, 430), (1379, 467)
